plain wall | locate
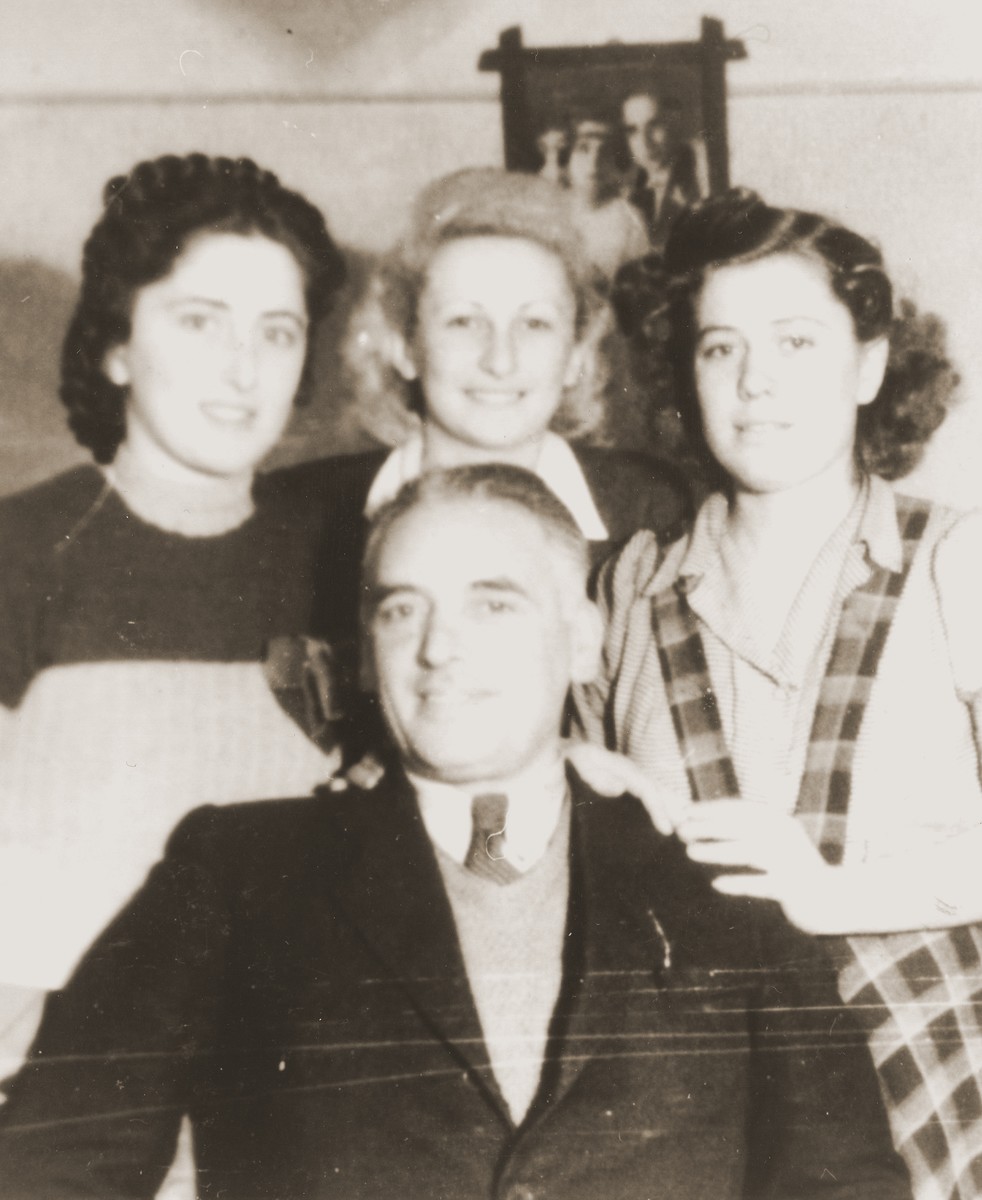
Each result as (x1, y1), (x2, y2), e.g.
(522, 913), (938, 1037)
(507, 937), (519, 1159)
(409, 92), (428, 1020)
(2, 0), (980, 502)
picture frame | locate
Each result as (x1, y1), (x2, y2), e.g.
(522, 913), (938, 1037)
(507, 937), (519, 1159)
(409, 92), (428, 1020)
(479, 19), (746, 250)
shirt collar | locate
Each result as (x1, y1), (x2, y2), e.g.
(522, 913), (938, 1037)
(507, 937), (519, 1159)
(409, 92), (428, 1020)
(363, 431), (609, 541)
(643, 474), (904, 599)
(409, 750), (568, 872)
(858, 474), (905, 572)
(363, 434), (425, 517)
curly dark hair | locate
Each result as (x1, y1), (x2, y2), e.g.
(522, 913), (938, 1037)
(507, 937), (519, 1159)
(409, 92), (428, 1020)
(612, 188), (958, 483)
(61, 153), (347, 463)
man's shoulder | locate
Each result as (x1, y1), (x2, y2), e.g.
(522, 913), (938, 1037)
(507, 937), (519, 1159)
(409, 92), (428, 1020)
(571, 778), (735, 919)
(569, 773), (811, 976)
(166, 781), (395, 869)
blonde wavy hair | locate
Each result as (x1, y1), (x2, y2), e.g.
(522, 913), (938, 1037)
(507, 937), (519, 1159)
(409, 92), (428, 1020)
(343, 167), (614, 448)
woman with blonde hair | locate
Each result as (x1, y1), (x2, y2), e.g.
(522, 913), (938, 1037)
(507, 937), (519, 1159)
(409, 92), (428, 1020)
(333, 166), (691, 562)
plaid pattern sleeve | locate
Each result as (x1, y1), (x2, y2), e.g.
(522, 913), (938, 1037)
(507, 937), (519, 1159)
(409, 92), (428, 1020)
(648, 494), (982, 1200)
(649, 581), (739, 803)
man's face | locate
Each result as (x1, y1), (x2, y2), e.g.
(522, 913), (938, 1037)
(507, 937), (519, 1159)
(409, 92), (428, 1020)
(366, 497), (600, 784)
(622, 93), (669, 168)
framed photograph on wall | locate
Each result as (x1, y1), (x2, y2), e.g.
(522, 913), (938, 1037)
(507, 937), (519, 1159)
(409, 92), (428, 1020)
(479, 19), (746, 255)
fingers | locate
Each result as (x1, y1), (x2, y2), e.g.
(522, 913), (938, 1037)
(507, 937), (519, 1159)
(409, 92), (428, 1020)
(563, 741), (636, 796)
(561, 741), (684, 835)
(711, 873), (779, 901)
(684, 839), (778, 872)
(677, 799), (776, 844)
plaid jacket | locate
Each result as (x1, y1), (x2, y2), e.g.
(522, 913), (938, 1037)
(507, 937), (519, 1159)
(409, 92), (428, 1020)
(645, 494), (982, 1200)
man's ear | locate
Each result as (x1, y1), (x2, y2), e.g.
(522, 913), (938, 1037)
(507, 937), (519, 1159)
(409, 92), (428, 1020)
(388, 331), (419, 383)
(569, 598), (604, 686)
(102, 344), (131, 388)
(857, 335), (889, 407)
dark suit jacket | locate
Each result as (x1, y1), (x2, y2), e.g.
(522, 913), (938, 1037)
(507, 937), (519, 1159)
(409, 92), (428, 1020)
(0, 772), (909, 1199)
(626, 146), (701, 249)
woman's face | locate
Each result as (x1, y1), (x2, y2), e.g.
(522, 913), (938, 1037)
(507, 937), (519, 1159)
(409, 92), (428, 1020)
(105, 232), (309, 482)
(566, 122), (609, 202)
(401, 236), (585, 461)
(693, 252), (887, 495)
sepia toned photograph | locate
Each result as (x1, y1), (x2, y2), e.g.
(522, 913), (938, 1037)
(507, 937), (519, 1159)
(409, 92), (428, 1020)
(1, 3), (981, 1197)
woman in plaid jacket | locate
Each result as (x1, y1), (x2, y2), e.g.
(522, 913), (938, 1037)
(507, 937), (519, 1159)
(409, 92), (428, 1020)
(577, 189), (981, 1200)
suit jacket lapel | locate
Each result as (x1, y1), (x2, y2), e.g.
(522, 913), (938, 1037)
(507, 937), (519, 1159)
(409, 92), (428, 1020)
(532, 771), (674, 1120)
(320, 770), (687, 1132)
(319, 772), (510, 1121)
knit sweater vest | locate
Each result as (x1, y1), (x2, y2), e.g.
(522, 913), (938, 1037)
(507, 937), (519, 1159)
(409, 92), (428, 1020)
(435, 808), (571, 1125)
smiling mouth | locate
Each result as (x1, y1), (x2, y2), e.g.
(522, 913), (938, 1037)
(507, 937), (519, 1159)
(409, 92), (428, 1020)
(466, 391), (526, 407)
(200, 402), (257, 426)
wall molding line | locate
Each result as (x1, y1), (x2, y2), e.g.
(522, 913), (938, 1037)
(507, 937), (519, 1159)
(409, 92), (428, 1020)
(0, 79), (980, 106)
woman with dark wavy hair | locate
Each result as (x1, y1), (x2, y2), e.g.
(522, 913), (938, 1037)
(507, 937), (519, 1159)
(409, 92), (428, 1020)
(579, 189), (979, 1196)
(0, 154), (362, 1032)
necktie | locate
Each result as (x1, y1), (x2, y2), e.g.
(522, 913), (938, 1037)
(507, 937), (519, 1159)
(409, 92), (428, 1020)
(465, 793), (521, 885)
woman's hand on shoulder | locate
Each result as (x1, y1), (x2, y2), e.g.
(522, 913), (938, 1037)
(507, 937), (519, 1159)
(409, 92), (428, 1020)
(677, 800), (847, 935)
(562, 740), (687, 835)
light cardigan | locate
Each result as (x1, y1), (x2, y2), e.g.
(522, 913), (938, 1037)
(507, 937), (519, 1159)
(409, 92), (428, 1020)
(578, 476), (982, 866)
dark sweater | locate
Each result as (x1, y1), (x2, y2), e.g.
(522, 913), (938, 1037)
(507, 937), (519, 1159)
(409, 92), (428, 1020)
(0, 460), (374, 708)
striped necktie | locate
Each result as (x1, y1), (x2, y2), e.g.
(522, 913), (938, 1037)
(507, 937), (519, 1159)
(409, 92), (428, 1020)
(464, 793), (521, 885)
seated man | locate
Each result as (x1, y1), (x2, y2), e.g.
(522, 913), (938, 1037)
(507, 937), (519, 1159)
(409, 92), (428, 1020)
(0, 466), (910, 1199)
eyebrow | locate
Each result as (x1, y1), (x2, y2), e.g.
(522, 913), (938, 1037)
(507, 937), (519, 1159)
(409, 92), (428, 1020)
(264, 309), (308, 327)
(471, 577), (529, 597)
(773, 315), (828, 327)
(697, 315), (829, 336)
(366, 577), (530, 608)
(365, 583), (421, 609)
(167, 297), (228, 311)
(167, 297), (307, 325)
